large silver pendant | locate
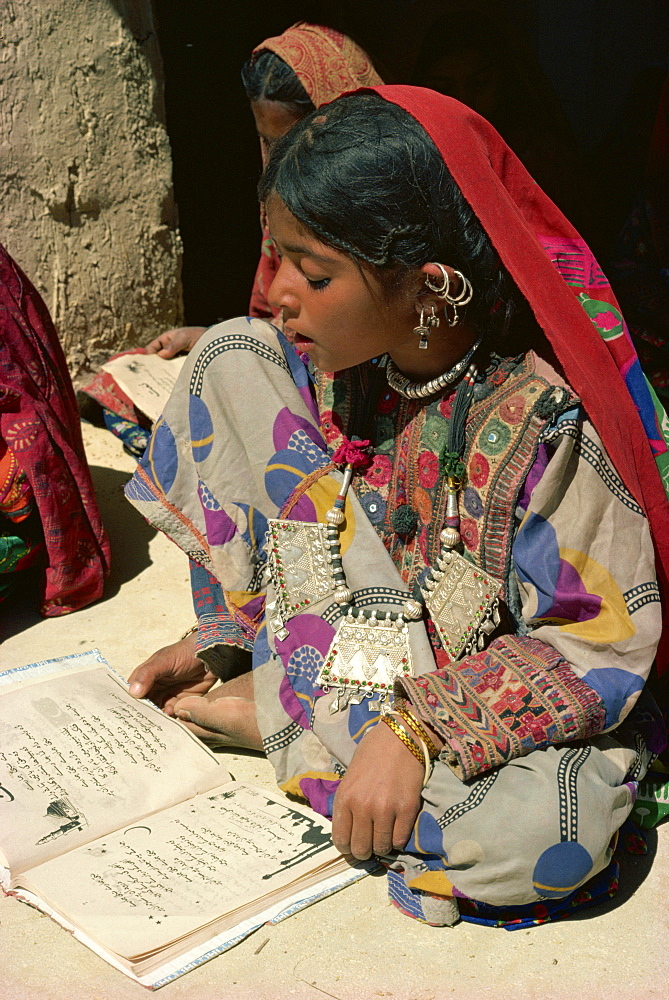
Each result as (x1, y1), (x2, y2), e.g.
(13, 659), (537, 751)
(266, 519), (336, 638)
(421, 548), (501, 660)
(317, 612), (413, 705)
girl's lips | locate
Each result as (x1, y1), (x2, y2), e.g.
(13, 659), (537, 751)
(292, 332), (314, 348)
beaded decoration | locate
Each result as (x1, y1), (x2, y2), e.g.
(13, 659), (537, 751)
(317, 459), (423, 710)
(266, 519), (337, 640)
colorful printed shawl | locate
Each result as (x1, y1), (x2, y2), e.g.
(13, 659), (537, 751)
(249, 23), (383, 319)
(0, 243), (110, 615)
(367, 86), (669, 675)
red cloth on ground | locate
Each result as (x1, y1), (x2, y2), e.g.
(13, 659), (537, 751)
(0, 243), (110, 615)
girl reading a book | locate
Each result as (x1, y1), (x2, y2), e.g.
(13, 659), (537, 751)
(126, 87), (669, 927)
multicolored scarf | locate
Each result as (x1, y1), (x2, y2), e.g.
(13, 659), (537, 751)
(366, 86), (669, 675)
(0, 243), (110, 615)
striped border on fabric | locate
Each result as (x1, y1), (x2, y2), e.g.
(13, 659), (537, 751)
(624, 581), (662, 615)
(573, 433), (644, 515)
(437, 771), (499, 830)
(320, 587), (409, 624)
(263, 719), (304, 755)
(481, 408), (546, 583)
(190, 333), (290, 396)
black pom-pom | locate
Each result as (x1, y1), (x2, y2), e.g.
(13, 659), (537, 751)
(391, 504), (419, 536)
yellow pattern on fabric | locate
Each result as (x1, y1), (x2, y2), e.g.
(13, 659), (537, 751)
(555, 547), (635, 641)
(280, 771), (341, 800)
(306, 475), (356, 554)
(407, 871), (455, 895)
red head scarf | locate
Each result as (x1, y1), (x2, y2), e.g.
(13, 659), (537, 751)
(367, 86), (669, 673)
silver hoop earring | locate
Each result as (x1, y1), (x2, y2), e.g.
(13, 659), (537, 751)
(449, 270), (474, 306)
(427, 305), (440, 328)
(413, 306), (431, 350)
(424, 263), (451, 299)
(446, 271), (475, 326)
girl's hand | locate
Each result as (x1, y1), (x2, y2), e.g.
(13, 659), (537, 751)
(331, 719), (424, 860)
(128, 633), (217, 714)
(144, 326), (207, 358)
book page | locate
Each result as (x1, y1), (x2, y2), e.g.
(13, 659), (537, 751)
(0, 667), (227, 873)
(100, 353), (185, 421)
(22, 782), (343, 963)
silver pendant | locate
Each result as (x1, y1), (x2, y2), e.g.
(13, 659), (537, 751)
(267, 519), (336, 633)
(317, 612), (413, 701)
(421, 549), (501, 660)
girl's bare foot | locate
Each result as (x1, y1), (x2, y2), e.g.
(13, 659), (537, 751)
(174, 672), (263, 750)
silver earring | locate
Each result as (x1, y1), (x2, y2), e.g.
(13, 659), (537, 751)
(444, 270), (474, 327)
(427, 305), (440, 328)
(424, 263), (451, 299)
(413, 306), (431, 349)
(425, 264), (474, 326)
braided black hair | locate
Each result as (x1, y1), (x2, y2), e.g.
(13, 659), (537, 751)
(241, 51), (315, 116)
(259, 93), (537, 342)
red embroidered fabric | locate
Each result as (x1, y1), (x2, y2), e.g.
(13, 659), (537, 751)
(0, 243), (110, 616)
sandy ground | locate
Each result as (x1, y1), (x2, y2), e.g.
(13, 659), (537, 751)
(1, 423), (667, 1000)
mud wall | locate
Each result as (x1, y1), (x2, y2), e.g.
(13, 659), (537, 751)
(0, 0), (183, 374)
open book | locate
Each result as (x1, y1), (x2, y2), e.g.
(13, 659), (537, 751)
(0, 651), (369, 989)
(100, 353), (186, 422)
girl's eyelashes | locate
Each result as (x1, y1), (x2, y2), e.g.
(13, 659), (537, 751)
(306, 276), (330, 291)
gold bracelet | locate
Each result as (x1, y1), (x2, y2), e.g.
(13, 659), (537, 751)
(394, 706), (440, 759)
(180, 623), (199, 640)
(381, 713), (424, 763)
(381, 714), (432, 787)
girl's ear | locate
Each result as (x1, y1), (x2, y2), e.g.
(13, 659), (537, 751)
(415, 262), (453, 316)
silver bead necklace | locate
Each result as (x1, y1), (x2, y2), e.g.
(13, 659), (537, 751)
(385, 335), (483, 399)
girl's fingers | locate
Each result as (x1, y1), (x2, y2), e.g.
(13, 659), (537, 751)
(348, 813), (375, 861)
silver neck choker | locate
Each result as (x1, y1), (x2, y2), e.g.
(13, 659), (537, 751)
(385, 336), (484, 399)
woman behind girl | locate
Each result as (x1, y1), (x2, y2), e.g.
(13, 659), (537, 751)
(78, 23), (382, 456)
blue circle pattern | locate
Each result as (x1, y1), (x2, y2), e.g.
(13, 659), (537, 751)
(189, 395), (214, 462)
(408, 809), (447, 861)
(288, 645), (323, 720)
(532, 841), (593, 898)
(463, 487), (483, 519)
(143, 418), (178, 494)
(359, 491), (387, 525)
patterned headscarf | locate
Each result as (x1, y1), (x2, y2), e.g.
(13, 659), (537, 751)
(253, 21), (382, 109)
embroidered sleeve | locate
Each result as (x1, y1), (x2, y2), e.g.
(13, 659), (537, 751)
(189, 559), (262, 679)
(397, 409), (661, 780)
(396, 634), (606, 781)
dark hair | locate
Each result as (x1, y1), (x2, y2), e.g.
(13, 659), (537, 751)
(241, 51), (315, 116)
(259, 93), (534, 340)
